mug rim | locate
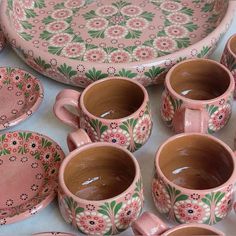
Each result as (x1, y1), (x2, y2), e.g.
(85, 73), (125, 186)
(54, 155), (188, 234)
(155, 133), (236, 193)
(59, 142), (140, 204)
(79, 76), (149, 122)
(162, 223), (223, 236)
(227, 33), (236, 58)
(165, 58), (234, 104)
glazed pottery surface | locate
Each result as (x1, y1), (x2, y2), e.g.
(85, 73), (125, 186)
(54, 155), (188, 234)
(58, 129), (144, 235)
(0, 67), (44, 130)
(0, 131), (65, 225)
(132, 212), (224, 236)
(221, 33), (236, 98)
(0, 0), (235, 87)
(152, 133), (236, 225)
(0, 26), (6, 52)
(53, 77), (152, 152)
(161, 58), (234, 134)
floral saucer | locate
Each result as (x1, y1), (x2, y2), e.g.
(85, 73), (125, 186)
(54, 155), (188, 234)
(0, 131), (65, 225)
(32, 233), (76, 236)
(0, 0), (235, 87)
(0, 26), (6, 52)
(0, 67), (44, 130)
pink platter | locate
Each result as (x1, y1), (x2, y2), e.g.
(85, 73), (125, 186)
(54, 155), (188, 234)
(0, 131), (65, 225)
(32, 233), (76, 236)
(0, 67), (43, 130)
(0, 0), (235, 88)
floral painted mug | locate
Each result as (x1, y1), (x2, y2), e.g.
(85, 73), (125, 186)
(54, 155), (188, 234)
(132, 212), (224, 235)
(221, 33), (236, 98)
(152, 133), (236, 225)
(53, 77), (152, 152)
(161, 58), (234, 134)
(58, 129), (144, 235)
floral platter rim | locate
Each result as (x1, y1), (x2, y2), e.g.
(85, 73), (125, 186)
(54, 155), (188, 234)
(0, 130), (65, 225)
(0, 66), (44, 131)
(0, 0), (235, 88)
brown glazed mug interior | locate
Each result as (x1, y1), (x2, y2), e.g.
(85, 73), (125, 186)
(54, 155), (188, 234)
(64, 145), (136, 201)
(169, 60), (230, 100)
(83, 78), (144, 119)
(229, 35), (236, 55)
(159, 135), (233, 190)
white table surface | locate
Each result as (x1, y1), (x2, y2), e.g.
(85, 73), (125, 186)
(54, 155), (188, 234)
(0, 12), (236, 236)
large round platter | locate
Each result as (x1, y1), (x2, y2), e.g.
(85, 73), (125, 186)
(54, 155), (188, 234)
(0, 0), (235, 88)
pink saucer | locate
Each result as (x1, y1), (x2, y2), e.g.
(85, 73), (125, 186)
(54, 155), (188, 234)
(0, 26), (6, 52)
(33, 233), (76, 236)
(0, 131), (65, 225)
(0, 67), (44, 130)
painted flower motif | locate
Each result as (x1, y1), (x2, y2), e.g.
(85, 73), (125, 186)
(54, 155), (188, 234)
(154, 37), (177, 52)
(64, 0), (85, 8)
(51, 9), (73, 20)
(121, 5), (143, 17)
(133, 114), (152, 144)
(86, 17), (108, 31)
(100, 129), (130, 148)
(215, 193), (232, 219)
(115, 197), (142, 229)
(76, 211), (112, 235)
(96, 5), (118, 17)
(167, 12), (190, 25)
(62, 42), (86, 58)
(126, 17), (148, 31)
(22, 0), (34, 9)
(11, 69), (25, 84)
(105, 25), (128, 39)
(0, 68), (7, 80)
(161, 92), (174, 121)
(84, 48), (107, 63)
(49, 33), (73, 47)
(46, 21), (69, 33)
(133, 46), (156, 61)
(165, 25), (188, 38)
(108, 50), (131, 63)
(174, 200), (211, 224)
(13, 0), (26, 20)
(152, 180), (171, 214)
(208, 104), (231, 131)
(71, 75), (92, 87)
(160, 1), (182, 12)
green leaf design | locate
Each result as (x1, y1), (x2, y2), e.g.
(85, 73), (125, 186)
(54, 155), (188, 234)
(0, 134), (6, 142)
(112, 0), (130, 9)
(175, 194), (188, 202)
(41, 138), (52, 148)
(85, 68), (108, 81)
(19, 132), (32, 141)
(116, 69), (137, 78)
(110, 201), (116, 210)
(88, 30), (105, 39)
(114, 202), (122, 215)
(184, 22), (198, 32)
(34, 57), (51, 70)
(48, 46), (63, 55)
(143, 39), (154, 47)
(202, 197), (211, 206)
(54, 2), (65, 9)
(42, 16), (55, 25)
(175, 38), (190, 49)
(197, 46), (211, 58)
(120, 118), (138, 133)
(144, 66), (165, 80)
(157, 30), (166, 37)
(21, 21), (33, 29)
(125, 30), (141, 39)
(33, 151), (41, 160)
(180, 7), (194, 16)
(90, 119), (108, 136)
(40, 30), (53, 40)
(25, 9), (37, 18)
(98, 209), (110, 217)
(7, 0), (13, 10)
(58, 63), (77, 79)
(202, 3), (214, 12)
(123, 46), (136, 54)
(104, 228), (113, 236)
(214, 192), (225, 204)
(103, 47), (117, 54)
(19, 32), (33, 41)
(34, 0), (45, 8)
(83, 10), (97, 20)
(53, 152), (61, 162)
(75, 207), (84, 215)
(140, 11), (155, 21)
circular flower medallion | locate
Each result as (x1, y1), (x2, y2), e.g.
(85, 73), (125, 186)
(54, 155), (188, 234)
(160, 1), (182, 12)
(215, 193), (232, 219)
(152, 180), (171, 214)
(167, 12), (190, 25)
(96, 5), (118, 17)
(46, 21), (69, 33)
(165, 25), (188, 39)
(121, 5), (143, 16)
(174, 200), (210, 224)
(208, 104), (231, 132)
(133, 46), (156, 61)
(108, 50), (131, 63)
(51, 9), (73, 20)
(126, 17), (148, 31)
(49, 33), (73, 47)
(86, 17), (109, 31)
(100, 129), (130, 149)
(154, 37), (177, 53)
(76, 211), (112, 235)
(105, 26), (128, 39)
(62, 42), (86, 58)
(115, 197), (142, 229)
(133, 114), (152, 144)
(161, 92), (174, 121)
(84, 48), (107, 63)
(64, 0), (85, 8)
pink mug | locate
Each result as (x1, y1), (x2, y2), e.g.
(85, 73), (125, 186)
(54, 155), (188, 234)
(58, 129), (144, 235)
(132, 212), (224, 235)
(221, 33), (236, 98)
(161, 58), (234, 134)
(152, 133), (236, 225)
(53, 77), (152, 152)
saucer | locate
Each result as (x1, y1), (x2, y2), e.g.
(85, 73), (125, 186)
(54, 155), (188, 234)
(0, 131), (65, 225)
(0, 67), (44, 130)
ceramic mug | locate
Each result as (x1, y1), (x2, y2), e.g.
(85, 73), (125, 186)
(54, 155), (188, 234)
(152, 133), (236, 225)
(221, 33), (236, 98)
(160, 58), (234, 134)
(132, 212), (224, 235)
(54, 77), (152, 152)
(58, 129), (144, 235)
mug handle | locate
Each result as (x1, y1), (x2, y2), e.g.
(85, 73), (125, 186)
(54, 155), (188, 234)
(53, 89), (81, 129)
(131, 212), (169, 236)
(67, 129), (92, 152)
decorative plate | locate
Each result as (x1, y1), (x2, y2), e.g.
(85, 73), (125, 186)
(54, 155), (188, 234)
(0, 26), (6, 52)
(32, 233), (76, 236)
(0, 67), (43, 130)
(0, 131), (65, 225)
(0, 0), (235, 88)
